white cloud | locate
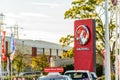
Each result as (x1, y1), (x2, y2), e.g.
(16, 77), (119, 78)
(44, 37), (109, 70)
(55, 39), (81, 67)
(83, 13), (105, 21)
(20, 12), (50, 18)
(4, 18), (16, 25)
(3, 12), (22, 26)
(19, 30), (64, 44)
(4, 12), (50, 19)
(4, 13), (23, 19)
(32, 2), (64, 8)
(3, 12), (50, 26)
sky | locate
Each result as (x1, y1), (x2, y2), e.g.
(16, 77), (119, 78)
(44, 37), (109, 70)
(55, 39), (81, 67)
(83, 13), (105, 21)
(0, 0), (74, 44)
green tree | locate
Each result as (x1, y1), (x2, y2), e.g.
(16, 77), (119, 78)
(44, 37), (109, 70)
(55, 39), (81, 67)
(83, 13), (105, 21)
(61, 48), (74, 58)
(12, 49), (28, 75)
(31, 54), (49, 71)
(60, 0), (116, 72)
(59, 35), (74, 47)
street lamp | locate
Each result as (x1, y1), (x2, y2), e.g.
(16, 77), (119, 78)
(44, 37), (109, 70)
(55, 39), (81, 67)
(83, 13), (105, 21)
(0, 13), (5, 35)
(0, 13), (5, 78)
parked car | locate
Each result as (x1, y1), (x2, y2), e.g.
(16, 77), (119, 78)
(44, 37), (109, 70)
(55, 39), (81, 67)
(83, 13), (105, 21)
(90, 72), (97, 80)
(37, 72), (72, 80)
(19, 71), (41, 76)
(64, 70), (92, 80)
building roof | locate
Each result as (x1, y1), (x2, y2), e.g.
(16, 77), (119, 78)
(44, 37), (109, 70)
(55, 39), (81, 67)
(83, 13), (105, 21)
(5, 36), (71, 50)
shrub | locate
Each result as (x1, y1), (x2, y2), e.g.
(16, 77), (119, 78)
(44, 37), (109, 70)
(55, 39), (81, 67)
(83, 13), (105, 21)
(97, 74), (115, 80)
(96, 64), (103, 77)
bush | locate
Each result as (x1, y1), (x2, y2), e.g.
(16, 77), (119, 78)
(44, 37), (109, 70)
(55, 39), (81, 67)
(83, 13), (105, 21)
(97, 74), (115, 80)
(96, 64), (103, 77)
(1, 75), (40, 80)
(63, 64), (74, 74)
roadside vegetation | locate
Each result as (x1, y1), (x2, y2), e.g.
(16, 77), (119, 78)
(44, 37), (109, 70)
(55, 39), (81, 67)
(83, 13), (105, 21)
(59, 0), (117, 78)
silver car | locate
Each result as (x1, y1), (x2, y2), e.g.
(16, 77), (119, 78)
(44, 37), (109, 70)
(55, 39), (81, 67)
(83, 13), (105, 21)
(37, 72), (72, 80)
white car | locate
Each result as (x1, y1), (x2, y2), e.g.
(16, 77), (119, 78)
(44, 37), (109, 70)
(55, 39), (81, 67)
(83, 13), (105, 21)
(37, 72), (72, 80)
(64, 70), (92, 80)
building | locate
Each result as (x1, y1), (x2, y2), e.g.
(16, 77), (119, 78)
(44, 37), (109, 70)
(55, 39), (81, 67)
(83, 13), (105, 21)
(2, 36), (73, 67)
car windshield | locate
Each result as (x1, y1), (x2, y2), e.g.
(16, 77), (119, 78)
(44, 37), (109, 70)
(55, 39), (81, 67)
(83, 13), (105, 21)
(65, 72), (88, 79)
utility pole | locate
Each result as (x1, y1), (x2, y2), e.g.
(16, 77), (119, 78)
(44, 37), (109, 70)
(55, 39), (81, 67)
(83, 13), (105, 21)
(6, 24), (23, 39)
(105, 0), (111, 80)
(13, 24), (23, 39)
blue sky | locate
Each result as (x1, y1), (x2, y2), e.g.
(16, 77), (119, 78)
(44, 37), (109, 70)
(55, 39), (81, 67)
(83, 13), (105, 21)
(0, 0), (74, 43)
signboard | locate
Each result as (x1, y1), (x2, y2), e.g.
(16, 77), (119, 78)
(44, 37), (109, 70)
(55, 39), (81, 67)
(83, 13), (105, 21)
(44, 67), (64, 72)
(74, 19), (96, 72)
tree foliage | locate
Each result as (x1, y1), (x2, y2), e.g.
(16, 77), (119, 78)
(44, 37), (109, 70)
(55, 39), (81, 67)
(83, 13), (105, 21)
(13, 50), (28, 75)
(61, 48), (74, 58)
(31, 54), (49, 71)
(59, 34), (74, 47)
(60, 0), (116, 67)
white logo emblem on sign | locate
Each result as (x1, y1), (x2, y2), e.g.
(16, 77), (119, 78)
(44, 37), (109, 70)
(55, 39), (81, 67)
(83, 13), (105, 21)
(76, 25), (89, 45)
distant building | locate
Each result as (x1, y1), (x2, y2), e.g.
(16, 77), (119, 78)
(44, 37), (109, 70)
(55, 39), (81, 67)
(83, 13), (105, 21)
(2, 36), (73, 66)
